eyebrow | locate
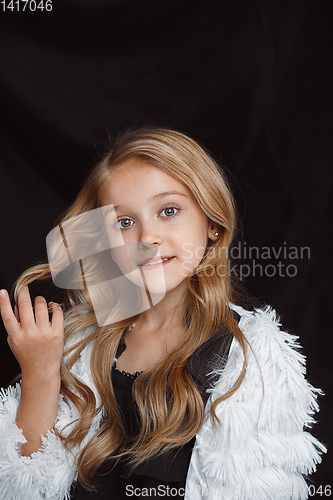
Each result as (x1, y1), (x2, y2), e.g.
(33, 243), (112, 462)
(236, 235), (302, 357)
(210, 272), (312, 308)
(113, 191), (188, 210)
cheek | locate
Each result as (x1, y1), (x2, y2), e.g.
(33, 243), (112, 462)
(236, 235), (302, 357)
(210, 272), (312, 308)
(177, 235), (207, 267)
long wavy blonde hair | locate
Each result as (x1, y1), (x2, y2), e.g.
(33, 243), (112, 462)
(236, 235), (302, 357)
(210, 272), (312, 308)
(13, 127), (248, 487)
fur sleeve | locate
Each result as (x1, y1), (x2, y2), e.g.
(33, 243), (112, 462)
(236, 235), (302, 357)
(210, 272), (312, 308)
(0, 383), (78, 500)
(0, 326), (101, 500)
(185, 305), (327, 500)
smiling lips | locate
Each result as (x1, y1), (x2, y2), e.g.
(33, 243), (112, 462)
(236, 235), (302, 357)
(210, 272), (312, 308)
(138, 256), (175, 269)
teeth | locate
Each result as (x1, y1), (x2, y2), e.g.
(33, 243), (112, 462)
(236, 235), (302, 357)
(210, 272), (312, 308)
(142, 257), (171, 266)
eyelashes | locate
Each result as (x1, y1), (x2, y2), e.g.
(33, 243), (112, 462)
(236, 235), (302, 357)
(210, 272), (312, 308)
(113, 204), (181, 230)
(160, 205), (181, 218)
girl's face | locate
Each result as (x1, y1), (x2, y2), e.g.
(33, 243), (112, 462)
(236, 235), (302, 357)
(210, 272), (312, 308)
(99, 160), (217, 297)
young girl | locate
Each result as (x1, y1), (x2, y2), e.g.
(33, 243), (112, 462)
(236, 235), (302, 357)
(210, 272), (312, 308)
(0, 128), (326, 500)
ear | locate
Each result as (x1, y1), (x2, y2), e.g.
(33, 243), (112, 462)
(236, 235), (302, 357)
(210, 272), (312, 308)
(207, 224), (220, 244)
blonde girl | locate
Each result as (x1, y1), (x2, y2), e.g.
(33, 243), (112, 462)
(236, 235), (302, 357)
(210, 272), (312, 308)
(0, 127), (326, 499)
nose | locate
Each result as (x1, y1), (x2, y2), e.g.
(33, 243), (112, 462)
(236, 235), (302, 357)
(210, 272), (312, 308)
(138, 220), (162, 248)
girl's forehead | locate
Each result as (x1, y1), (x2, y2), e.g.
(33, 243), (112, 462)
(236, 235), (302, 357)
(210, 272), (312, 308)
(100, 160), (191, 200)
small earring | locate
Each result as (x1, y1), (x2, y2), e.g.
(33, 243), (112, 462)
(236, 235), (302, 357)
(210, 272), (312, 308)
(214, 232), (219, 237)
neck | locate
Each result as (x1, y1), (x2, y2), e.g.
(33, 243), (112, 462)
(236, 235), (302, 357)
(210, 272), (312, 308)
(135, 284), (188, 334)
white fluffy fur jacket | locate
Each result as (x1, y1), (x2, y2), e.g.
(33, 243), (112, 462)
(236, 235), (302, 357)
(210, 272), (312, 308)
(0, 304), (327, 500)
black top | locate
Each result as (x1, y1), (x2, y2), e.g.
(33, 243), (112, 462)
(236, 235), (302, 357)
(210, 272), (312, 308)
(71, 319), (236, 499)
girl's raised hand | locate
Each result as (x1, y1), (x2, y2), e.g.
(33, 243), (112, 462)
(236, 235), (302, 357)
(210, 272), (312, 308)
(0, 286), (64, 379)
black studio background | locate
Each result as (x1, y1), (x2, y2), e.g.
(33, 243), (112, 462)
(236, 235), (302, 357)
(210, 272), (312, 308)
(0, 0), (331, 490)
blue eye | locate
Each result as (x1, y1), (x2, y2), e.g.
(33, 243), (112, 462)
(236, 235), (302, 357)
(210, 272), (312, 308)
(115, 219), (133, 229)
(161, 206), (179, 217)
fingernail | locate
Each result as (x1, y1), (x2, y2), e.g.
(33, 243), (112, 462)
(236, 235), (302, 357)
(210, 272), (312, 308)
(0, 289), (6, 297)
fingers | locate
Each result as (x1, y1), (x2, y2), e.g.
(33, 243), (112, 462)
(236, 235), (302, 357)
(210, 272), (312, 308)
(49, 302), (64, 330)
(17, 285), (35, 329)
(34, 296), (50, 329)
(1, 286), (64, 339)
(0, 289), (20, 335)
(14, 304), (20, 323)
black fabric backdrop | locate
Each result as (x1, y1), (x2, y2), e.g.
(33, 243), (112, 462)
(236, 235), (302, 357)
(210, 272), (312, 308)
(0, 0), (331, 488)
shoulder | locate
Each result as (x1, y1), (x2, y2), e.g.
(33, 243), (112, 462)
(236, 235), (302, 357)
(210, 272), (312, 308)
(229, 302), (306, 368)
(221, 302), (308, 383)
(230, 301), (296, 340)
